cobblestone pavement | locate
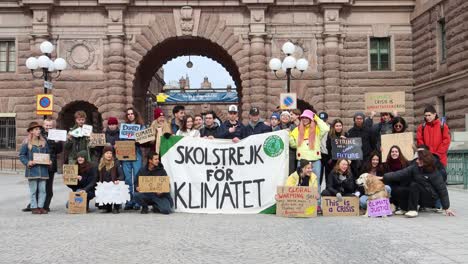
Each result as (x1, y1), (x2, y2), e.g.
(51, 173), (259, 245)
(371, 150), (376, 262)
(1, 173), (467, 264)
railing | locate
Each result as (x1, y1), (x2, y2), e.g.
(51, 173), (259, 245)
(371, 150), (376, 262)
(0, 155), (23, 172)
(447, 150), (468, 189)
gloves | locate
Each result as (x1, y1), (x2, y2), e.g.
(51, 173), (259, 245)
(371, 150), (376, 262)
(163, 133), (172, 139)
(336, 193), (343, 202)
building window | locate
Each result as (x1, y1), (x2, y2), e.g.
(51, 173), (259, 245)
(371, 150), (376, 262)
(438, 18), (447, 63)
(370, 37), (391, 71)
(0, 117), (15, 150)
(0, 41), (16, 72)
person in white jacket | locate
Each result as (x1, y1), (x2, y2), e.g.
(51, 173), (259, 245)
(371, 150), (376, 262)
(176, 115), (200, 137)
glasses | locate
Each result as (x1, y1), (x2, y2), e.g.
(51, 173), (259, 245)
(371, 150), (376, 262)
(394, 124), (403, 128)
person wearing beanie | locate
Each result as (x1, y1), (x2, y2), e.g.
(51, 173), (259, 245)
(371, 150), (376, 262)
(289, 109), (330, 191)
(150, 107), (172, 153)
(66, 150), (97, 211)
(270, 112), (281, 131)
(346, 112), (374, 178)
(416, 104), (451, 167)
(97, 145), (124, 213)
(278, 111), (292, 131)
(105, 117), (120, 147)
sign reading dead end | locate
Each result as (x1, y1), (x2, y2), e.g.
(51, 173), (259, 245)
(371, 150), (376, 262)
(331, 138), (363, 160)
(365, 92), (405, 113)
(322, 196), (359, 216)
(367, 198), (392, 217)
(276, 186), (317, 218)
(139, 176), (170, 193)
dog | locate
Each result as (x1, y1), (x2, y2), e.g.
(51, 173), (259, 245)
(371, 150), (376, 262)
(356, 173), (390, 217)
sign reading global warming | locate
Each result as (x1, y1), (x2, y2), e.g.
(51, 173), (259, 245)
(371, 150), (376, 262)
(161, 130), (289, 214)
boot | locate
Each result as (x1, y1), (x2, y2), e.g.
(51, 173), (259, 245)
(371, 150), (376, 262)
(39, 208), (48, 214)
(31, 208), (40, 214)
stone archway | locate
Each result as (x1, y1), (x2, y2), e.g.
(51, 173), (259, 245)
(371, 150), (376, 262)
(124, 13), (249, 117)
(57, 100), (103, 132)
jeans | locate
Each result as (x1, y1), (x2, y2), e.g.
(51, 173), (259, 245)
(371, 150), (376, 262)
(122, 150), (142, 207)
(29, 179), (46, 209)
(359, 185), (392, 209)
(134, 192), (172, 214)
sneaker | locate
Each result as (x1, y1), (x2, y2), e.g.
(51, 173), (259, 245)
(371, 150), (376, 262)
(405, 210), (418, 218)
(394, 210), (407, 215)
(140, 207), (149, 214)
(434, 208), (444, 214)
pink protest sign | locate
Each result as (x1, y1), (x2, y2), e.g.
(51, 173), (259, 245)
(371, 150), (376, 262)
(367, 198), (392, 217)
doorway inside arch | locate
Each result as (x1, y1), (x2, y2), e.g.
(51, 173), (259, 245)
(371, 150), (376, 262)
(57, 100), (103, 132)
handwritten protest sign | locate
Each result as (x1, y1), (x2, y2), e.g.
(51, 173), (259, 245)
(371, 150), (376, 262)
(367, 198), (392, 217)
(115, 141), (136, 160)
(89, 133), (107, 147)
(331, 137), (363, 160)
(81, 124), (93, 137)
(139, 176), (170, 193)
(33, 153), (50, 165)
(276, 186), (317, 218)
(365, 92), (405, 113)
(322, 196), (359, 216)
(95, 182), (130, 206)
(63, 164), (78, 185)
(70, 127), (83, 138)
(135, 127), (155, 144)
(119, 123), (141, 140)
(47, 129), (67, 141)
(68, 192), (87, 214)
(381, 132), (414, 161)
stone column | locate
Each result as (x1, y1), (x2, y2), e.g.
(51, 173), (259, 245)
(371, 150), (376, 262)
(249, 35), (267, 116)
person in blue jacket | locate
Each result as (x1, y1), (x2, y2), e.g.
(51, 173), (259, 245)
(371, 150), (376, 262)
(241, 107), (272, 139)
(218, 105), (243, 142)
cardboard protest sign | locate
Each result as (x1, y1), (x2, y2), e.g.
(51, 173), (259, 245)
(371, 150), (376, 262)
(119, 123), (141, 140)
(70, 127), (83, 138)
(280, 93), (297, 110)
(135, 127), (155, 144)
(365, 92), (405, 113)
(381, 132), (414, 161)
(68, 192), (87, 214)
(139, 176), (170, 193)
(63, 164), (78, 185)
(115, 141), (136, 160)
(276, 186), (318, 218)
(81, 124), (93, 137)
(331, 137), (363, 160)
(322, 196), (360, 216)
(47, 129), (67, 141)
(89, 133), (107, 147)
(367, 198), (392, 217)
(33, 153), (50, 165)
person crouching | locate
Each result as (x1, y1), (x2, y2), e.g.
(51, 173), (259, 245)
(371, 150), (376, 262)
(97, 146), (124, 214)
(67, 150), (97, 211)
(134, 151), (173, 214)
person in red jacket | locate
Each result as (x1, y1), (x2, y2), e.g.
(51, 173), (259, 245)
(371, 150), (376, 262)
(416, 105), (451, 167)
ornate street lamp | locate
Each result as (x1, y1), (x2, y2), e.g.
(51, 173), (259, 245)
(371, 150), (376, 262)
(25, 41), (67, 119)
(268, 41), (309, 93)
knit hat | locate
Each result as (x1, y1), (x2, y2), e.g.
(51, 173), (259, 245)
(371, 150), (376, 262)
(76, 150), (88, 161)
(107, 117), (118, 125)
(27, 121), (43, 132)
(154, 108), (164, 119)
(300, 109), (315, 120)
(280, 111), (291, 118)
(353, 112), (365, 121)
(271, 113), (280, 120)
(424, 105), (437, 114)
(103, 145), (113, 154)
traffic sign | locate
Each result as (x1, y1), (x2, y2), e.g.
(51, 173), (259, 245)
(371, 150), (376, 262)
(36, 94), (53, 115)
(280, 93), (297, 110)
(44, 81), (53, 90)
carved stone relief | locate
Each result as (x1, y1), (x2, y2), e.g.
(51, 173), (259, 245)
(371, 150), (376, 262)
(59, 39), (102, 70)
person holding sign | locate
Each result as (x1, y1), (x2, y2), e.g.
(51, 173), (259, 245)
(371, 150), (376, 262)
(346, 112), (373, 178)
(381, 149), (455, 218)
(97, 146), (125, 213)
(66, 150), (97, 211)
(134, 151), (173, 214)
(176, 115), (200, 137)
(65, 111), (90, 164)
(289, 109), (330, 190)
(321, 159), (359, 202)
(325, 119), (345, 185)
(285, 159), (319, 190)
(19, 122), (51, 215)
(392, 116), (408, 133)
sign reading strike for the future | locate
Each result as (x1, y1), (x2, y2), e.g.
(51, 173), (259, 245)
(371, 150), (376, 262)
(89, 133), (107, 147)
(381, 132), (414, 161)
(276, 186), (317, 218)
(135, 127), (155, 144)
(161, 130), (289, 214)
(119, 123), (141, 140)
(115, 141), (136, 160)
(33, 153), (50, 165)
(322, 196), (360, 217)
(139, 176), (170, 193)
(63, 164), (79, 185)
(365, 92), (405, 113)
(331, 137), (363, 160)
(367, 198), (392, 217)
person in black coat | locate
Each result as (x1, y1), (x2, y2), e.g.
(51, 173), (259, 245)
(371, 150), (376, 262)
(133, 151), (173, 214)
(200, 111), (220, 138)
(321, 159), (359, 201)
(382, 149), (455, 218)
(346, 112), (374, 178)
(97, 146), (125, 213)
(217, 105), (243, 142)
(241, 107), (272, 139)
(67, 150), (97, 210)
(105, 117), (120, 147)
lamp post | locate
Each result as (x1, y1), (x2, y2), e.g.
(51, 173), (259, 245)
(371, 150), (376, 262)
(25, 41), (67, 119)
(268, 41), (309, 93)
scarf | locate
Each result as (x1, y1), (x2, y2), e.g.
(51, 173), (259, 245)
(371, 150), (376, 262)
(78, 161), (92, 175)
(388, 158), (403, 172)
(98, 159), (118, 182)
(298, 122), (316, 150)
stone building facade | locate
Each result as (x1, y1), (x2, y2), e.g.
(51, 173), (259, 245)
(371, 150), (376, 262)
(0, 0), (466, 150)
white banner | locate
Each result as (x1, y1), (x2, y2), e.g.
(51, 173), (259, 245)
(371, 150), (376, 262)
(162, 130), (289, 214)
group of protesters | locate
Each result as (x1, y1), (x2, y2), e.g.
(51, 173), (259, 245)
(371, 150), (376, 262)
(19, 102), (454, 217)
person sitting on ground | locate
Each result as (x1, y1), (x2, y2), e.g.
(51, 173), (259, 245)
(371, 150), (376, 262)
(134, 151), (173, 214)
(321, 159), (359, 201)
(358, 151), (391, 209)
(97, 146), (124, 214)
(176, 115), (200, 137)
(286, 159), (319, 189)
(381, 149), (455, 218)
(383, 145), (410, 211)
(66, 150), (97, 211)
(200, 111), (220, 139)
